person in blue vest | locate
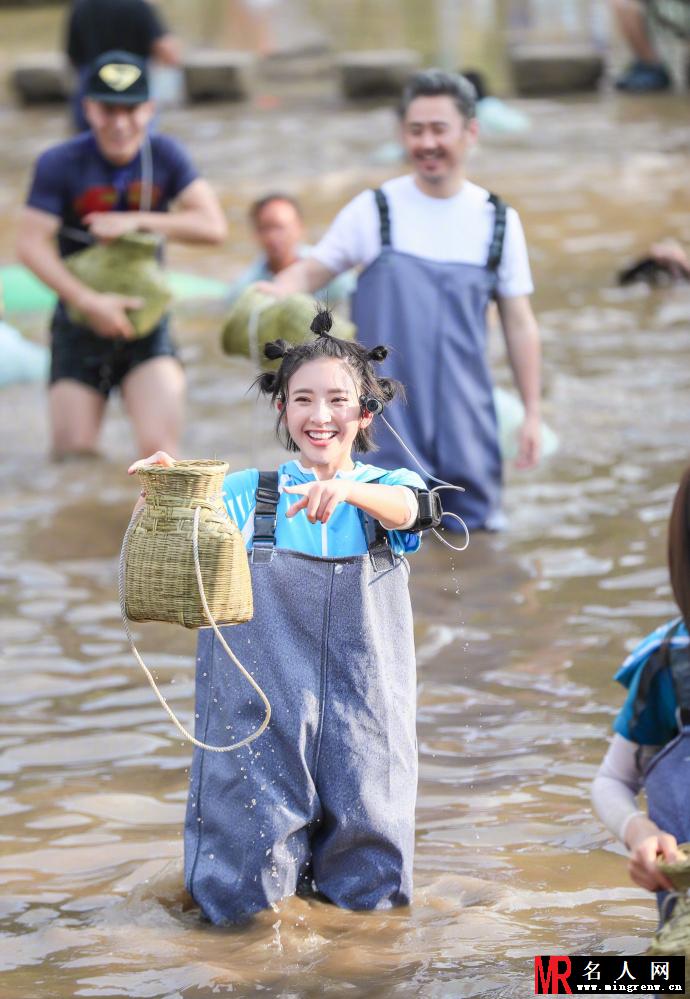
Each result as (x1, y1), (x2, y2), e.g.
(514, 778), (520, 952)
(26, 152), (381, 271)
(128, 309), (442, 923)
(591, 465), (690, 908)
(16, 50), (227, 460)
(256, 69), (542, 532)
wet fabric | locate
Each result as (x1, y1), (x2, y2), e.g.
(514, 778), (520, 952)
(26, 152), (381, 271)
(221, 460), (425, 557)
(351, 188), (505, 530)
(184, 486), (418, 924)
(646, 727), (690, 847)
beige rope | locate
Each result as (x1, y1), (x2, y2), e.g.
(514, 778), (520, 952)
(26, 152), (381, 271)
(118, 505), (271, 752)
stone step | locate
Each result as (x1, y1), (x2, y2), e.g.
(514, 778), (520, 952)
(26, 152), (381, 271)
(11, 53), (70, 104)
(183, 49), (257, 102)
(336, 49), (422, 99)
(510, 43), (604, 95)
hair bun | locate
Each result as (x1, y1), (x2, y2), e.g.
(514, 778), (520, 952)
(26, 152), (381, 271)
(258, 371), (278, 394)
(368, 345), (388, 362)
(264, 339), (291, 360)
(310, 308), (333, 337)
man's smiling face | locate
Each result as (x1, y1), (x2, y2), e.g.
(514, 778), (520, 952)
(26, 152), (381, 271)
(402, 94), (478, 193)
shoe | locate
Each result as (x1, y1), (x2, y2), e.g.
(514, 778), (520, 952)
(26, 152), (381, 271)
(615, 60), (672, 92)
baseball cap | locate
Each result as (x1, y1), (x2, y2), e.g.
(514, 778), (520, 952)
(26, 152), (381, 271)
(84, 50), (150, 105)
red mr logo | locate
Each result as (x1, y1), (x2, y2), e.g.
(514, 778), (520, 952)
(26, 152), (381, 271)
(534, 956), (573, 994)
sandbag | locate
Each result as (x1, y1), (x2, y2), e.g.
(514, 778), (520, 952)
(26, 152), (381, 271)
(64, 233), (172, 337)
(221, 286), (355, 365)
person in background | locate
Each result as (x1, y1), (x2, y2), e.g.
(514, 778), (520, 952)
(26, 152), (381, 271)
(257, 69), (541, 533)
(66, 0), (181, 130)
(591, 466), (690, 912)
(610, 0), (672, 93)
(16, 50), (227, 460)
(226, 193), (356, 308)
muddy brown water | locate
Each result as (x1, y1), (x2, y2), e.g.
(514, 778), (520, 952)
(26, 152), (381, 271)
(3, 6), (690, 996)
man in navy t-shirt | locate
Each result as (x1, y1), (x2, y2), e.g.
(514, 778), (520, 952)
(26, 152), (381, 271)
(17, 50), (227, 460)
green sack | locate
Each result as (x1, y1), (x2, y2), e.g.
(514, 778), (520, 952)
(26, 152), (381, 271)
(65, 233), (172, 338)
(221, 286), (355, 366)
(648, 845), (690, 996)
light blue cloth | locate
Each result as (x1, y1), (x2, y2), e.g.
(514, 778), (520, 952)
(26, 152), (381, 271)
(612, 617), (685, 746)
(222, 459), (426, 557)
(225, 245), (357, 307)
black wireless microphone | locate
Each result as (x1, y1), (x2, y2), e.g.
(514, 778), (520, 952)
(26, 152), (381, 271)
(359, 395), (384, 416)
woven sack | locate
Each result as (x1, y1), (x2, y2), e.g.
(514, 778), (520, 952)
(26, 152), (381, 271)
(649, 844), (690, 996)
(65, 233), (172, 337)
(124, 460), (253, 628)
(221, 286), (355, 365)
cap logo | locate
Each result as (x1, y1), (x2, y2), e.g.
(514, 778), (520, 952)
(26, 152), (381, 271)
(99, 63), (142, 92)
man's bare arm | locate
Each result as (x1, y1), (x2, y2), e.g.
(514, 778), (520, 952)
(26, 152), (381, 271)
(256, 256), (337, 298)
(84, 178), (228, 245)
(16, 206), (142, 338)
(497, 293), (542, 468)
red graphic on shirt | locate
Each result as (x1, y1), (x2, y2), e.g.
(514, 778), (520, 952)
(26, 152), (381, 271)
(74, 186), (118, 217)
(73, 182), (162, 218)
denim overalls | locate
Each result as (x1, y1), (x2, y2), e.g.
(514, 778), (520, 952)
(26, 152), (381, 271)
(351, 188), (507, 531)
(184, 474), (418, 924)
(632, 622), (690, 924)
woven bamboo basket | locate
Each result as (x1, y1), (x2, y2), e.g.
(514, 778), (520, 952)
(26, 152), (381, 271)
(65, 233), (172, 338)
(221, 286), (356, 365)
(124, 460), (253, 628)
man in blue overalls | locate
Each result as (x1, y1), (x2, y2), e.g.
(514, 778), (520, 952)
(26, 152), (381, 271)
(260, 69), (542, 531)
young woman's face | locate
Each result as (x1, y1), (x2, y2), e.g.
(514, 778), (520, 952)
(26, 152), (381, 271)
(283, 358), (372, 473)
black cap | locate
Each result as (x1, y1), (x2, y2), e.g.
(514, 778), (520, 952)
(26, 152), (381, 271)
(84, 50), (150, 105)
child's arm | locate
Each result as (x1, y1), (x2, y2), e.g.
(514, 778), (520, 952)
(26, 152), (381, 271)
(284, 479), (417, 530)
(591, 733), (682, 891)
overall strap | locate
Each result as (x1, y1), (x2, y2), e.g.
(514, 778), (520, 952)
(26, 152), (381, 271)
(668, 632), (690, 727)
(252, 470), (280, 563)
(630, 619), (685, 734)
(486, 193), (507, 272)
(373, 188), (392, 248)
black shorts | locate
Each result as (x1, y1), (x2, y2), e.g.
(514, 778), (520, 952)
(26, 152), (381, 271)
(50, 313), (179, 398)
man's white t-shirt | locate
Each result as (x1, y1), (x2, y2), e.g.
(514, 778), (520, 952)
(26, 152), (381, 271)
(312, 175), (534, 299)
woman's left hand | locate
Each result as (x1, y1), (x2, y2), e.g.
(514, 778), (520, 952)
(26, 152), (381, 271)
(284, 479), (352, 524)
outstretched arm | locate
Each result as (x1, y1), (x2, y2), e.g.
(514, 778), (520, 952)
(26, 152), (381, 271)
(284, 479), (417, 530)
(255, 256), (337, 299)
(84, 178), (228, 245)
(497, 293), (541, 468)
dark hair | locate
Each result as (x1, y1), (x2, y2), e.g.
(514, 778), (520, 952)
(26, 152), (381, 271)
(255, 308), (403, 453)
(668, 465), (690, 628)
(249, 192), (303, 226)
(398, 68), (477, 121)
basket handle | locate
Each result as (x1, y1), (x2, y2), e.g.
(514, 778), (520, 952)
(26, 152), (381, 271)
(118, 504), (271, 752)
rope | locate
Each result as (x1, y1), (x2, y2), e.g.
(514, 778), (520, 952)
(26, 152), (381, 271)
(118, 504), (271, 752)
(380, 414), (470, 552)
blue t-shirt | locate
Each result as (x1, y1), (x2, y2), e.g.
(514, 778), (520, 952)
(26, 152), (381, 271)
(222, 459), (426, 557)
(612, 617), (685, 746)
(26, 131), (199, 259)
